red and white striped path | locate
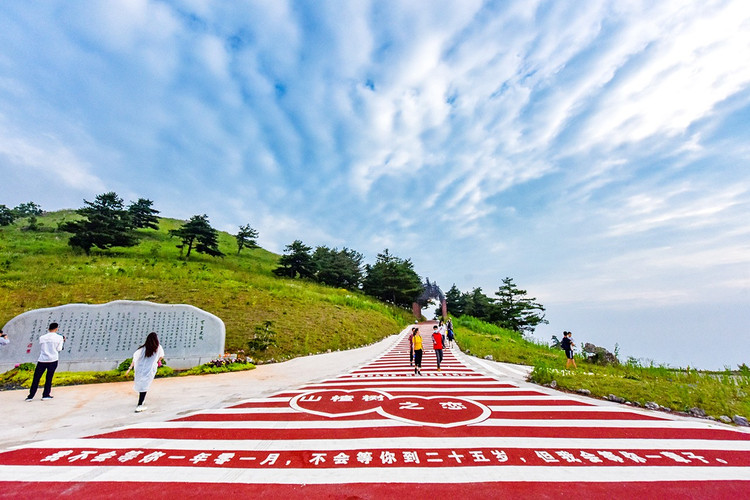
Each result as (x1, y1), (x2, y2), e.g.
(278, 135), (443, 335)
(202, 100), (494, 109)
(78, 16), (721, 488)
(1, 325), (749, 499)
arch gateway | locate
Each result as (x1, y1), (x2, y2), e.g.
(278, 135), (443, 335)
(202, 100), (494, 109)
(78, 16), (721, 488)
(412, 278), (447, 319)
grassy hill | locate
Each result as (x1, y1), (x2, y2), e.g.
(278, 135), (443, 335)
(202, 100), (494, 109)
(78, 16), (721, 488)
(2, 211), (748, 422)
(0, 211), (412, 361)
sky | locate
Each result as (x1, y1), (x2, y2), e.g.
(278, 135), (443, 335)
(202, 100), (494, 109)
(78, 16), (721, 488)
(1, 0), (749, 370)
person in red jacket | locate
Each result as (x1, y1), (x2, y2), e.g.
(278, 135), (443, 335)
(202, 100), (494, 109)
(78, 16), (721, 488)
(432, 325), (443, 371)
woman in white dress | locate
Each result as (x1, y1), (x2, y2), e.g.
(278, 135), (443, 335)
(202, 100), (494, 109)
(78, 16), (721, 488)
(125, 332), (165, 413)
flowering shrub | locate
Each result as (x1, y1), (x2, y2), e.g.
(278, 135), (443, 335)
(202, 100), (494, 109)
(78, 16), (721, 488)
(178, 353), (255, 376)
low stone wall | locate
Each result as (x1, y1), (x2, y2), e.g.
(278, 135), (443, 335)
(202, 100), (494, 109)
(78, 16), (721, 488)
(0, 301), (225, 372)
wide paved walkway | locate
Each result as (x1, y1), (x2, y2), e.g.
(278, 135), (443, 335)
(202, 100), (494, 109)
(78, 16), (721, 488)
(1, 324), (749, 498)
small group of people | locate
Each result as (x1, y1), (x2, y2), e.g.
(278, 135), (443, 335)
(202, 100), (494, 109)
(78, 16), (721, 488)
(18, 322), (164, 412)
(408, 319), (455, 375)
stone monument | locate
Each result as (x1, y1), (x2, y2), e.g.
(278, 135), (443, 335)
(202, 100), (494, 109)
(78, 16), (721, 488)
(0, 300), (225, 372)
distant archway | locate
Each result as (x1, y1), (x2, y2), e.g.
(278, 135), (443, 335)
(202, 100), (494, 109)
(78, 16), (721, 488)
(412, 278), (447, 319)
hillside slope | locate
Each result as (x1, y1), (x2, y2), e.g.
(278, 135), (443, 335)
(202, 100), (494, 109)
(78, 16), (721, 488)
(0, 211), (412, 361)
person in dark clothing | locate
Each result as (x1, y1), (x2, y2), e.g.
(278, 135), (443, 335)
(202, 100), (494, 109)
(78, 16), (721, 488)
(26, 323), (65, 401)
(561, 331), (577, 369)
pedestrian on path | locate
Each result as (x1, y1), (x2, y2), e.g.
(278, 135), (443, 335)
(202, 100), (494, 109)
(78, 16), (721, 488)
(446, 324), (455, 348)
(561, 331), (577, 369)
(25, 322), (65, 402)
(432, 325), (444, 371)
(412, 328), (423, 375)
(408, 327), (417, 366)
(0, 329), (8, 347)
(125, 332), (165, 413)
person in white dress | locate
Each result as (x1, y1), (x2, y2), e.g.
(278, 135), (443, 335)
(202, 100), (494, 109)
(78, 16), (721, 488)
(125, 332), (165, 413)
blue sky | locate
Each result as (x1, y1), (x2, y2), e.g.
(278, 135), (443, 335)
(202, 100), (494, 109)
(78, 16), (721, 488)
(1, 1), (749, 369)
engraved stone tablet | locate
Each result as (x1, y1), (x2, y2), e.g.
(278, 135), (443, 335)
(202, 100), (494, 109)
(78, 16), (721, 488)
(0, 301), (225, 372)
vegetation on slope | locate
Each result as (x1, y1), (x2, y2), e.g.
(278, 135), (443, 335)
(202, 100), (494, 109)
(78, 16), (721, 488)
(452, 315), (750, 422)
(0, 211), (412, 366)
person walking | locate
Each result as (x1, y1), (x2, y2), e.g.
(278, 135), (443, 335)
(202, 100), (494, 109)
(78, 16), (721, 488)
(0, 329), (8, 347)
(561, 331), (577, 369)
(25, 322), (65, 401)
(432, 325), (444, 371)
(438, 320), (447, 347)
(408, 327), (418, 366)
(446, 325), (455, 348)
(412, 328), (423, 376)
(125, 332), (165, 413)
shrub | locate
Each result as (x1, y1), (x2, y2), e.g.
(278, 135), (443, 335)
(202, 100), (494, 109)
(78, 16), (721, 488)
(529, 361), (555, 385)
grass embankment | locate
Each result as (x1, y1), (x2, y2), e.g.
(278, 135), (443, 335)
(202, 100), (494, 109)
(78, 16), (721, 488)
(453, 316), (750, 421)
(0, 211), (412, 389)
(0, 359), (256, 390)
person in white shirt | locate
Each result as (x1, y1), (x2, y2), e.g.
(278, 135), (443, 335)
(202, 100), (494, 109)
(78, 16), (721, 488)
(0, 329), (9, 346)
(125, 332), (165, 413)
(25, 322), (65, 401)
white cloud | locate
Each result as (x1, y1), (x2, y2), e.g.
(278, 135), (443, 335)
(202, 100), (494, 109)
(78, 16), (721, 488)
(0, 119), (106, 191)
(576, 1), (750, 152)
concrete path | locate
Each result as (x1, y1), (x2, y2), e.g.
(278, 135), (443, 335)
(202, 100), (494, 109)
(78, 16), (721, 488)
(1, 324), (749, 498)
(0, 334), (400, 450)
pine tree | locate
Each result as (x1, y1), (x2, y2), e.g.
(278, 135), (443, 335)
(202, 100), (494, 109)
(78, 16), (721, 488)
(445, 284), (466, 316)
(127, 198), (160, 230)
(169, 214), (224, 259)
(492, 277), (548, 334)
(273, 240), (316, 279)
(362, 249), (423, 308)
(60, 192), (137, 255)
(235, 223), (259, 255)
(0, 205), (15, 226)
(312, 246), (363, 290)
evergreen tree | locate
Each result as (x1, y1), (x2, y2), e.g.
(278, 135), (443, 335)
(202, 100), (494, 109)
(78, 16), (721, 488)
(235, 223), (259, 255)
(60, 192), (137, 255)
(492, 277), (548, 334)
(445, 284), (466, 316)
(12, 201), (43, 217)
(362, 249), (423, 308)
(0, 205), (15, 226)
(127, 198), (160, 230)
(464, 287), (493, 321)
(312, 246), (363, 290)
(169, 214), (224, 259)
(272, 240), (316, 279)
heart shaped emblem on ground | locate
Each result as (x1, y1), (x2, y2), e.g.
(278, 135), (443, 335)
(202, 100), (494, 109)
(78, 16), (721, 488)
(290, 389), (389, 418)
(378, 396), (491, 427)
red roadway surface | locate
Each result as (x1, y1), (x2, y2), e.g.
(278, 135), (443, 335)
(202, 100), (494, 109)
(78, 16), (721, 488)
(1, 325), (749, 499)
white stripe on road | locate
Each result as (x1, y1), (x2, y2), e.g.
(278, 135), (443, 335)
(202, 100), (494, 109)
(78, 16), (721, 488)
(11, 436), (750, 452)
(110, 418), (725, 430)
(0, 465), (748, 484)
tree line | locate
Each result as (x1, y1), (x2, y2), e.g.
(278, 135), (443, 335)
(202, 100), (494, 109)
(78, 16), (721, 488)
(0, 202), (44, 229)
(3, 193), (547, 335)
(445, 278), (548, 334)
(272, 243), (422, 309)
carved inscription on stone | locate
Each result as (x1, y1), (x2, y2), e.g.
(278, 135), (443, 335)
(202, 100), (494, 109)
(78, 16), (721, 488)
(0, 301), (225, 372)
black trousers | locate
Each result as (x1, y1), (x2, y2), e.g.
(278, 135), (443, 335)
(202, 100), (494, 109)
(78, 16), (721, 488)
(28, 360), (58, 398)
(435, 349), (443, 368)
(414, 349), (423, 367)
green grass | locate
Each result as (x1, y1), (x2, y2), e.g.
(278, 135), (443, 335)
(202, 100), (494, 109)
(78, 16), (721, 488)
(0, 358), (256, 389)
(529, 359), (750, 419)
(451, 315), (750, 421)
(4, 213), (748, 421)
(0, 211), (412, 370)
